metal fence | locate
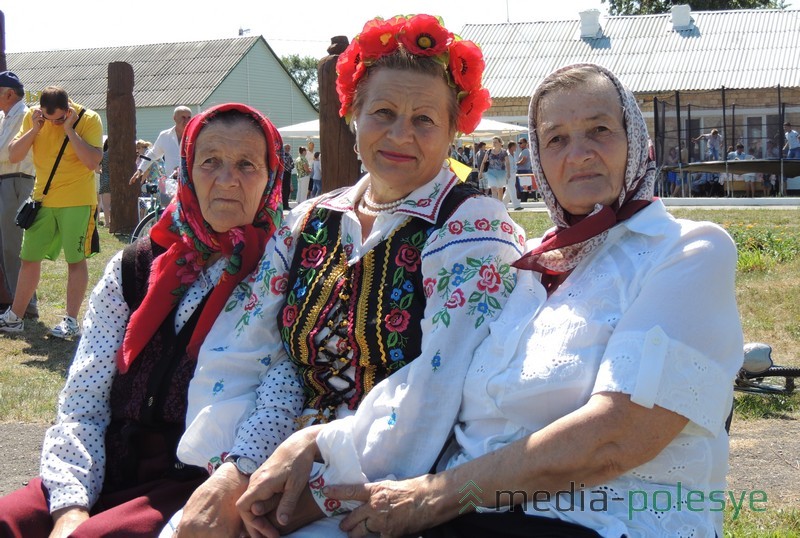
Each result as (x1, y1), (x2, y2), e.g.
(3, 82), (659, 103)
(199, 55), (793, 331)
(651, 87), (799, 197)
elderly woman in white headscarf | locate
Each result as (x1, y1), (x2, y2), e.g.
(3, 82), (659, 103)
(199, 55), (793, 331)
(246, 64), (743, 538)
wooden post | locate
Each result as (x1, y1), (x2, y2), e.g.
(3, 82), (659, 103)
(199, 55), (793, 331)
(106, 62), (137, 235)
(319, 36), (360, 192)
(0, 11), (7, 72)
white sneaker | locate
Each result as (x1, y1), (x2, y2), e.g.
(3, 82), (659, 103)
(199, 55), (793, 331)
(50, 315), (80, 339)
(0, 308), (24, 333)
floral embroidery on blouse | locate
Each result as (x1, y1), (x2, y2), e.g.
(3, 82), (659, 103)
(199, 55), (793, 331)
(309, 474), (346, 516)
(212, 380), (224, 396)
(343, 232), (354, 258)
(439, 216), (519, 240)
(402, 181), (442, 209)
(225, 256), (286, 337)
(431, 350), (442, 371)
(432, 254), (515, 328)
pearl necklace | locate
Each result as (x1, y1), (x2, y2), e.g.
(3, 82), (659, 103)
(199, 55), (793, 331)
(358, 185), (406, 216)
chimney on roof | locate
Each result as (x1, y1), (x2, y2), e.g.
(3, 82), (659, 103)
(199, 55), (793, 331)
(671, 4), (693, 30)
(579, 9), (602, 38)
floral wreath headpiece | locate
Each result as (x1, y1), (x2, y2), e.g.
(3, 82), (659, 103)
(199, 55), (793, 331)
(335, 14), (492, 135)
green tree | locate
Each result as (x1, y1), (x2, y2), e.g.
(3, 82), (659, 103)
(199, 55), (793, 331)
(282, 54), (319, 108)
(601, 0), (785, 15)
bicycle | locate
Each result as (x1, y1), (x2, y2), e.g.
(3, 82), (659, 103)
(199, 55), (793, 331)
(130, 181), (164, 243)
(736, 342), (800, 396)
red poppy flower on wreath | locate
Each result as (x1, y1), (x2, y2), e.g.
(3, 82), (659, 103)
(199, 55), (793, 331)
(449, 40), (484, 91)
(457, 86), (492, 134)
(398, 14), (452, 57)
(336, 45), (365, 117)
(357, 16), (404, 58)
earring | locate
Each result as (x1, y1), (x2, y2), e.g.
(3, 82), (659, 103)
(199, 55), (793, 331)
(353, 143), (359, 155)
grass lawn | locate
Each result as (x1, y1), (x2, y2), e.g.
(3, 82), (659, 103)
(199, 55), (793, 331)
(1, 208), (799, 533)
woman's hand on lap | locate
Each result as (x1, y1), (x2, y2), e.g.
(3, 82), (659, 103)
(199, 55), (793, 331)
(328, 476), (439, 538)
(49, 507), (90, 538)
(236, 425), (323, 537)
(174, 463), (248, 537)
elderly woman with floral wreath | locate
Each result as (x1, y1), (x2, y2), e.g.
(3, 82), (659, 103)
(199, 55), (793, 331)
(236, 65), (742, 538)
(165, 13), (525, 538)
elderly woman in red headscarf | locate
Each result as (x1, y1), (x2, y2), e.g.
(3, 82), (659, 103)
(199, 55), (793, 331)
(0, 104), (301, 538)
(238, 65), (742, 538)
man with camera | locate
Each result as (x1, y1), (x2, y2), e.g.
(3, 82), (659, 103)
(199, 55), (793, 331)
(0, 72), (37, 319)
(0, 86), (103, 339)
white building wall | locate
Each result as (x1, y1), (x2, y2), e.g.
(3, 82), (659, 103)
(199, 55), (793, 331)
(77, 40), (317, 145)
(203, 41), (318, 128)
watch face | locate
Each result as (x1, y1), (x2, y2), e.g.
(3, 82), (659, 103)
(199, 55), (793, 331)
(236, 456), (259, 475)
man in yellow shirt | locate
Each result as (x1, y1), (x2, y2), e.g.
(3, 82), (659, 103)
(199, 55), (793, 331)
(0, 86), (103, 338)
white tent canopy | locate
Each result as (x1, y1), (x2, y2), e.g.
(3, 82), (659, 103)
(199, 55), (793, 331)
(278, 117), (526, 140)
(277, 119), (320, 138)
(462, 118), (527, 139)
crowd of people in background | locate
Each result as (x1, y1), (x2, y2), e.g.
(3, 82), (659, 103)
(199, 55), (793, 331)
(0, 80), (102, 339)
(665, 120), (800, 198)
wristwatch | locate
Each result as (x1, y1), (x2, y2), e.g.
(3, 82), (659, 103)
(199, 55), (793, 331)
(224, 454), (259, 476)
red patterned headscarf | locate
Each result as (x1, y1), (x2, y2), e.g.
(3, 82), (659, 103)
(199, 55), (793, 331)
(118, 103), (284, 373)
(512, 64), (656, 283)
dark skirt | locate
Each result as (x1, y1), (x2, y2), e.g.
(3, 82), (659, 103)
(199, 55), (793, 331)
(423, 509), (603, 538)
(0, 475), (205, 537)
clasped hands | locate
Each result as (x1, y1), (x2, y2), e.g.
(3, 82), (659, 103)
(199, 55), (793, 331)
(212, 426), (434, 538)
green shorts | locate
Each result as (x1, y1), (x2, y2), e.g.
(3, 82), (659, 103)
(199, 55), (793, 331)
(20, 205), (99, 263)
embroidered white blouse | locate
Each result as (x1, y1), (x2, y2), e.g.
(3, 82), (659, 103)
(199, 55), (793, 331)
(308, 201), (742, 538)
(179, 166), (526, 483)
(446, 201), (743, 537)
(38, 251), (301, 513)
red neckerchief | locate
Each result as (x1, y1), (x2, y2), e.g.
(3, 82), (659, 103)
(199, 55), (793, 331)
(512, 196), (651, 274)
(512, 193), (652, 294)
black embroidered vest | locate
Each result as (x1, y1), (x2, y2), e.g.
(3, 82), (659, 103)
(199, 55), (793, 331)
(278, 183), (481, 419)
(104, 239), (206, 491)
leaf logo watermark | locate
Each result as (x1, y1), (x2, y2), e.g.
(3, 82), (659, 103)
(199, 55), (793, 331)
(458, 480), (484, 514)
